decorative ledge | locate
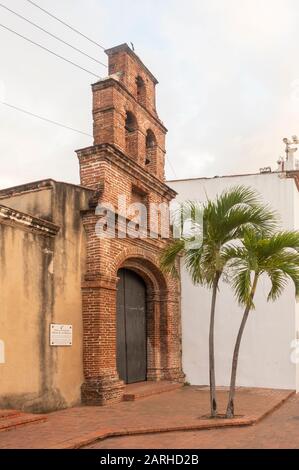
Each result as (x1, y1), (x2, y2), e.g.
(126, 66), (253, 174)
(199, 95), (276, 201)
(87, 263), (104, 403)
(76, 143), (177, 200)
(0, 204), (60, 237)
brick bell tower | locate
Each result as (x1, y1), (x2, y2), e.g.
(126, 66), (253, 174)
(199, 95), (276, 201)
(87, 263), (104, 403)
(77, 44), (184, 405)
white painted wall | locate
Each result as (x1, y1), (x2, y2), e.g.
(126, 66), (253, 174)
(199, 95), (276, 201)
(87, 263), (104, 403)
(293, 182), (299, 391)
(169, 172), (298, 390)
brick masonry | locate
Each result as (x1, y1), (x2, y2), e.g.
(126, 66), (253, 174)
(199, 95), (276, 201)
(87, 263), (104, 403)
(77, 44), (184, 405)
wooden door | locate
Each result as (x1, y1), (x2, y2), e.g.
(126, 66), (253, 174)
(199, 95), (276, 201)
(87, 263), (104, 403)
(116, 269), (147, 384)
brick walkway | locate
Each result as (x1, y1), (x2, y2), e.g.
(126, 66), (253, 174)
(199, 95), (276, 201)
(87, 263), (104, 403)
(0, 387), (293, 449)
(88, 393), (299, 449)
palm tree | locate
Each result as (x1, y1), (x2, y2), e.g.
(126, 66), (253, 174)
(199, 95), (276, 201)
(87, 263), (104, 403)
(160, 186), (276, 417)
(224, 229), (299, 418)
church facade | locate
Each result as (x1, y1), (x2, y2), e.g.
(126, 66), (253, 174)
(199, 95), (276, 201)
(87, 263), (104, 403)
(0, 44), (184, 412)
(2, 44), (297, 415)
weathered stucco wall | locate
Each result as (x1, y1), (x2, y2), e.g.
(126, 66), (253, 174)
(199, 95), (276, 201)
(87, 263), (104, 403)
(0, 181), (93, 412)
(0, 180), (53, 222)
(0, 221), (56, 411)
(50, 183), (91, 410)
(169, 172), (298, 391)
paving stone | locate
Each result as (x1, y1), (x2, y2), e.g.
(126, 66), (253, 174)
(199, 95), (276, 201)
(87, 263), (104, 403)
(0, 386), (293, 449)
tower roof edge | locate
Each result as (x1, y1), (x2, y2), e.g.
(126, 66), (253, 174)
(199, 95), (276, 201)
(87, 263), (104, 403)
(105, 43), (159, 85)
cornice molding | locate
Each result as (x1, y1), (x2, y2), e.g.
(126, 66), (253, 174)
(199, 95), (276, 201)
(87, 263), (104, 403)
(76, 143), (177, 200)
(0, 205), (60, 237)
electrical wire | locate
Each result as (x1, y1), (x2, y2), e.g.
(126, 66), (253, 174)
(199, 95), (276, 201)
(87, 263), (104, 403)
(1, 101), (178, 177)
(25, 0), (106, 50)
(166, 157), (177, 178)
(0, 23), (102, 79)
(1, 4), (178, 176)
(0, 2), (107, 68)
(1, 101), (93, 137)
(0, 101), (177, 178)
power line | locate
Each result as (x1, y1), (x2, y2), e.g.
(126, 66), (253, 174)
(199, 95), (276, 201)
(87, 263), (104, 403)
(1, 3), (178, 177)
(0, 9), (177, 176)
(0, 23), (102, 79)
(166, 156), (177, 178)
(0, 3), (107, 68)
(1, 101), (178, 177)
(1, 101), (93, 137)
(26, 0), (106, 50)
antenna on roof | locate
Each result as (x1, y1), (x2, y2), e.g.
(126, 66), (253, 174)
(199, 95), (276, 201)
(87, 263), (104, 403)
(280, 136), (299, 171)
(259, 167), (271, 174)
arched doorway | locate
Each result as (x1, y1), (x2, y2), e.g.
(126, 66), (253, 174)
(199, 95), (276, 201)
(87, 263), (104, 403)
(116, 268), (147, 384)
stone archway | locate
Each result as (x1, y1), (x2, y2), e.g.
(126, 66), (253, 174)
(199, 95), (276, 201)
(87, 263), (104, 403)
(116, 254), (169, 384)
(81, 245), (184, 406)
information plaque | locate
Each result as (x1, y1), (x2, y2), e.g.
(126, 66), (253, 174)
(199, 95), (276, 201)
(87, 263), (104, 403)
(50, 324), (72, 346)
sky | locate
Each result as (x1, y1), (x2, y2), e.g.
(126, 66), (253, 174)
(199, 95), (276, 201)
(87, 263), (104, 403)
(1, 0), (299, 188)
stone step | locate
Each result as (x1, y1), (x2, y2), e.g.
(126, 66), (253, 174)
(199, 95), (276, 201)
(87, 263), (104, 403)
(123, 381), (183, 401)
(0, 409), (21, 420)
(0, 412), (47, 432)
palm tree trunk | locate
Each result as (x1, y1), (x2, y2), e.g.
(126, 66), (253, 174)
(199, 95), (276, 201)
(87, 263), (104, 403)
(225, 274), (259, 419)
(209, 272), (220, 418)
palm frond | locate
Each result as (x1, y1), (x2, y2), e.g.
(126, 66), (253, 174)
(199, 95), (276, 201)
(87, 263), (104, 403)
(171, 200), (203, 239)
(185, 246), (205, 285)
(161, 187), (280, 301)
(231, 268), (254, 307)
(263, 252), (299, 300)
(260, 231), (299, 259)
(224, 205), (276, 237)
(160, 239), (185, 278)
(214, 186), (261, 215)
(205, 186), (277, 245)
(266, 270), (289, 302)
(225, 229), (299, 306)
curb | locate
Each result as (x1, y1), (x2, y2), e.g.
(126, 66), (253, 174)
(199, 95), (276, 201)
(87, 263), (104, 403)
(123, 383), (182, 401)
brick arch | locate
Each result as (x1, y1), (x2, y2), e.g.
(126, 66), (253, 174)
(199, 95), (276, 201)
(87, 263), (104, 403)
(145, 128), (158, 170)
(113, 248), (168, 294)
(112, 247), (182, 385)
(136, 75), (147, 107)
(124, 110), (139, 160)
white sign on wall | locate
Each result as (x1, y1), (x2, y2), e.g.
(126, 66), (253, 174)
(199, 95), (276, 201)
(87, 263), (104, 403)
(50, 324), (72, 346)
(0, 340), (4, 363)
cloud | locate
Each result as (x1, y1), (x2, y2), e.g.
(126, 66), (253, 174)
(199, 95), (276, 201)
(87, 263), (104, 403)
(0, 0), (298, 187)
(153, 0), (299, 177)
